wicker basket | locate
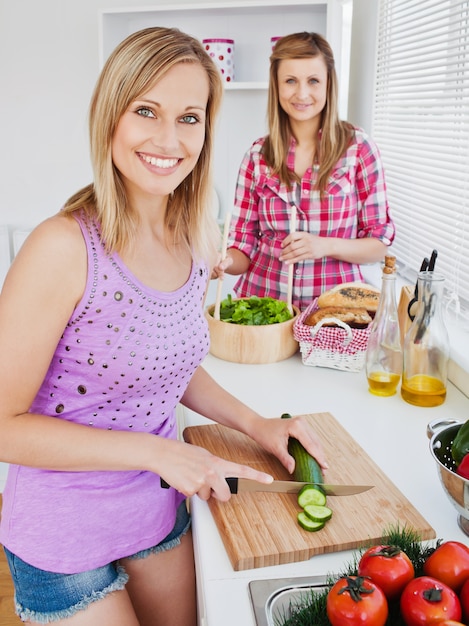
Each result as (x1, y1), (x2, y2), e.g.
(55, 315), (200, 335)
(293, 299), (371, 372)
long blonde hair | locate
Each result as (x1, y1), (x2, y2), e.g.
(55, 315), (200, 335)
(62, 27), (223, 261)
(263, 31), (353, 192)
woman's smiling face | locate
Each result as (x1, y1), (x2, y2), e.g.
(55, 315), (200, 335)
(111, 61), (209, 205)
(277, 56), (328, 125)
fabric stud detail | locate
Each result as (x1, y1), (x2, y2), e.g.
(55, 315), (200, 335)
(31, 215), (209, 457)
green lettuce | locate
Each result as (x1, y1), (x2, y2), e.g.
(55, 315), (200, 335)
(217, 294), (293, 326)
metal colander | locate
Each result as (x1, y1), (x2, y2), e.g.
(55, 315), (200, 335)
(427, 418), (469, 535)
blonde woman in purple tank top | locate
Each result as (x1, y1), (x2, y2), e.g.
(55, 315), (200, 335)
(0, 27), (326, 626)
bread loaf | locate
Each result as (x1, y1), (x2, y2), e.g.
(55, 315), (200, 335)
(304, 306), (372, 329)
(317, 282), (380, 312)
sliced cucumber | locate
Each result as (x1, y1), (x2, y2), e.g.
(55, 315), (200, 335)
(297, 485), (327, 508)
(297, 511), (325, 532)
(303, 504), (333, 523)
(281, 413), (331, 533)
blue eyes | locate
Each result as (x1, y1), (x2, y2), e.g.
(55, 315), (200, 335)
(285, 78), (319, 86)
(136, 107), (154, 118)
(135, 107), (199, 124)
(181, 114), (199, 124)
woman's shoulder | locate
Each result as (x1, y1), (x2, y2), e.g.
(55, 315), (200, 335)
(346, 124), (379, 151)
(240, 136), (270, 171)
(5, 212), (88, 310)
(16, 213), (87, 276)
(244, 136), (267, 156)
(27, 212), (84, 253)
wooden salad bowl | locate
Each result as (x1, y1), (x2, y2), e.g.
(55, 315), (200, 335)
(205, 302), (300, 364)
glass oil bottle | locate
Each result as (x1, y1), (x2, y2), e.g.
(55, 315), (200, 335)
(365, 255), (403, 396)
(401, 272), (449, 407)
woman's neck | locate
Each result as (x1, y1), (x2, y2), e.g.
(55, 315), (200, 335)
(290, 116), (321, 145)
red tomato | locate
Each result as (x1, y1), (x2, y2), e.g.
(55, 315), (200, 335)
(423, 541), (469, 592)
(326, 575), (388, 626)
(434, 621), (466, 625)
(357, 544), (415, 599)
(400, 576), (462, 626)
(459, 577), (469, 623)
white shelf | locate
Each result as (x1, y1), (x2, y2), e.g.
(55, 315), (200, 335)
(224, 81), (268, 90)
(100, 2), (335, 83)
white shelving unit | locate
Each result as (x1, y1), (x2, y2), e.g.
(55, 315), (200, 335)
(99, 0), (347, 218)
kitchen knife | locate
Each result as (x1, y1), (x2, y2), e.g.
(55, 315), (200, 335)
(407, 250), (438, 321)
(160, 477), (373, 496)
(225, 478), (372, 496)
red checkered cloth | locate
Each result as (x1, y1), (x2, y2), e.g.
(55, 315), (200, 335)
(293, 300), (371, 370)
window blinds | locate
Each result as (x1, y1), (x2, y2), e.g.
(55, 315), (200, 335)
(372, 0), (469, 321)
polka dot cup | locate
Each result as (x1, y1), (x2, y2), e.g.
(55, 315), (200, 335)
(203, 38), (235, 83)
(271, 36), (282, 51)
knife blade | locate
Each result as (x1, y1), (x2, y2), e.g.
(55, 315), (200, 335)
(226, 477), (373, 497)
(159, 477), (373, 496)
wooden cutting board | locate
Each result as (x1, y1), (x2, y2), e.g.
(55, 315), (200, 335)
(183, 412), (435, 571)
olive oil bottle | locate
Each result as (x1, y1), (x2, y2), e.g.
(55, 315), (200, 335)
(365, 255), (403, 396)
(401, 271), (449, 407)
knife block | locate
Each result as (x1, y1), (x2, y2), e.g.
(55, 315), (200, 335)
(397, 285), (414, 346)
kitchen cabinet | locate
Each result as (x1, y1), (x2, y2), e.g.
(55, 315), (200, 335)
(99, 0), (349, 219)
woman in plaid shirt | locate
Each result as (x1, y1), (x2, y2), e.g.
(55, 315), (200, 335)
(214, 32), (395, 311)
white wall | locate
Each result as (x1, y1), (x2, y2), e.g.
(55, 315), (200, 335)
(347, 0), (379, 134)
(0, 0), (373, 233)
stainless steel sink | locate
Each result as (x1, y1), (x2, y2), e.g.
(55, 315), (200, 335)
(249, 575), (330, 626)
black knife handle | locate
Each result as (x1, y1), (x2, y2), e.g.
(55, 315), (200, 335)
(160, 476), (238, 493)
(225, 477), (238, 493)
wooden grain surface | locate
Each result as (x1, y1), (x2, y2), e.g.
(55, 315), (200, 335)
(0, 497), (21, 625)
(398, 284), (414, 345)
(184, 413), (436, 571)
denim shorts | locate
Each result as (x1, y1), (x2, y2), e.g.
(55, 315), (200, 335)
(3, 502), (191, 624)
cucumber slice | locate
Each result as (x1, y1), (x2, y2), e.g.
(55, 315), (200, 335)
(297, 511), (325, 532)
(297, 485), (327, 508)
(303, 504), (333, 523)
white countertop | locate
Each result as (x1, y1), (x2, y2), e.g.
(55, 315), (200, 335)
(182, 351), (469, 626)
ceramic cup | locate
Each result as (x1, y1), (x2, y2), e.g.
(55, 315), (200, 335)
(203, 38), (235, 82)
(271, 36), (282, 51)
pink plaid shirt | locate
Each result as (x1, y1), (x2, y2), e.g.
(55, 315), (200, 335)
(229, 127), (395, 311)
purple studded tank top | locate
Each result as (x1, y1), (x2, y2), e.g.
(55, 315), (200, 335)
(0, 213), (210, 573)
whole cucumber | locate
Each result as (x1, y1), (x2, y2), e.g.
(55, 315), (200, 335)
(281, 413), (324, 484)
